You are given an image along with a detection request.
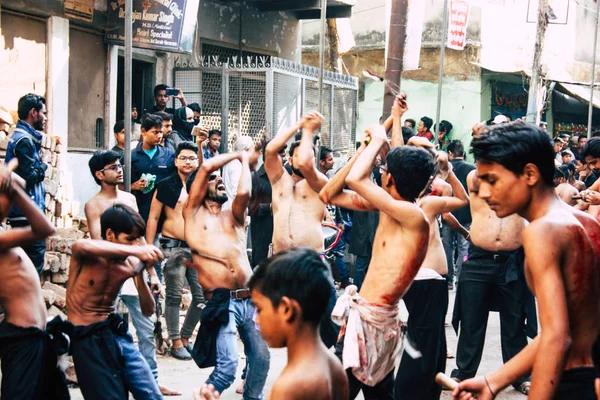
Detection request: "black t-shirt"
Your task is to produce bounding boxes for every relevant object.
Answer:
[450,158,476,225]
[155,173,183,209]
[111,145,124,158]
[149,105,176,116]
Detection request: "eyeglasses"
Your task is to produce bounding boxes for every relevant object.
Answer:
[101,164,123,173]
[177,156,198,162]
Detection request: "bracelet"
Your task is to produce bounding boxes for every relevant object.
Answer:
[484,376,496,397]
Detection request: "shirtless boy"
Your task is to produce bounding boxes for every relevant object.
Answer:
[320,121,434,398]
[196,247,349,400]
[147,141,205,361]
[264,112,340,348]
[67,205,164,399]
[454,122,600,400]
[84,150,178,396]
[183,148,270,398]
[0,160,69,399]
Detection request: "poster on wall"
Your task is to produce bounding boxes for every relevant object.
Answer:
[64,0,94,23]
[105,0,199,53]
[447,0,469,51]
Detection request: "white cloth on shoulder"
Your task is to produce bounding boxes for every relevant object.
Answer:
[331,285,404,386]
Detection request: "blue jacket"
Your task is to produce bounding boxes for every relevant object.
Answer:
[129,142,176,221]
[5,121,47,220]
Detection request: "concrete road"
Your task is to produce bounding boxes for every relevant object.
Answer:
[69,290,527,399]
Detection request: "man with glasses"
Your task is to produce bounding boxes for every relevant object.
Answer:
[146,142,205,361]
[84,150,180,396]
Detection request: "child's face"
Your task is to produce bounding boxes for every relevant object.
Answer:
[106,229,142,246]
[251,289,287,348]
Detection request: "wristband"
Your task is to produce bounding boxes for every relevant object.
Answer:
[484,376,496,397]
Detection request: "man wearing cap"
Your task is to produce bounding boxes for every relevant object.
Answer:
[491,115,508,125]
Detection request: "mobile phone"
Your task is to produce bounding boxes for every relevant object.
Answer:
[166,88,179,96]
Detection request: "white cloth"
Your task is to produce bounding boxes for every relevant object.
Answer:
[121,277,138,296]
[331,285,404,386]
[413,267,445,281]
[222,159,242,210]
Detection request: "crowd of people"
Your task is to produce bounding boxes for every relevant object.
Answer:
[0,88,599,400]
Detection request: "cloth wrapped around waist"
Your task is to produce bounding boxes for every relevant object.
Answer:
[331,285,403,386]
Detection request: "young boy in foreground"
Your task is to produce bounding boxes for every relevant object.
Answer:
[0,159,69,399]
[66,204,165,399]
[196,247,349,400]
[453,122,600,400]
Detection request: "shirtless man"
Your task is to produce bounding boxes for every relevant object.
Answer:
[0,160,69,399]
[454,122,600,400]
[183,148,270,398]
[147,141,204,361]
[320,118,434,398]
[264,112,341,348]
[84,150,178,396]
[395,138,470,400]
[67,204,164,399]
[450,126,533,395]
[554,166,578,206]
[196,248,349,400]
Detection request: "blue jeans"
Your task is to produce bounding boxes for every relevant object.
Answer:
[120,295,158,381]
[114,333,163,399]
[354,255,371,290]
[441,222,470,284]
[333,235,350,282]
[206,298,270,399]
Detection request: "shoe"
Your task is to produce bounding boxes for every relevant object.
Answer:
[185,343,193,353]
[170,346,192,360]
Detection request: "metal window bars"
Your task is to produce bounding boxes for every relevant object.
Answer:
[173,55,359,158]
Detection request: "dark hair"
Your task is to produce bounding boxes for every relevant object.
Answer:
[566,160,577,174]
[386,146,435,202]
[578,134,588,143]
[88,150,122,185]
[319,146,332,161]
[401,126,414,144]
[141,114,163,131]
[558,164,571,180]
[154,84,168,97]
[17,93,45,120]
[580,137,600,159]
[113,120,125,134]
[175,141,199,158]
[405,118,416,129]
[188,103,201,113]
[471,122,555,186]
[438,120,453,134]
[186,168,198,193]
[248,247,333,325]
[154,111,172,121]
[447,139,465,158]
[561,151,572,157]
[208,129,222,138]
[420,116,433,130]
[289,140,301,157]
[100,204,145,239]
[554,167,567,181]
[553,138,564,144]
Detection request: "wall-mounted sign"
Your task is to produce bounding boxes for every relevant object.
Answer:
[64,0,94,23]
[105,0,199,53]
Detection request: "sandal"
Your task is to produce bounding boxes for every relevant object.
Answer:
[516,381,531,395]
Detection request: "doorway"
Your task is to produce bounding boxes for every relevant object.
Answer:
[116,57,155,121]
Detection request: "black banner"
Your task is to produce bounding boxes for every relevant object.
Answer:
[105,0,197,53]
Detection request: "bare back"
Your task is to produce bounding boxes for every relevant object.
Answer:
[161,189,187,240]
[525,204,600,369]
[555,183,578,206]
[185,206,252,291]
[271,173,325,254]
[66,255,137,326]
[360,211,429,304]
[0,248,47,329]
[468,170,524,251]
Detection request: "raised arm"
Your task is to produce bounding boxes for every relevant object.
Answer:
[391,94,408,148]
[0,161,56,250]
[442,213,470,239]
[231,148,259,225]
[319,143,375,211]
[183,152,241,216]
[265,119,302,185]
[346,125,428,227]
[71,240,163,265]
[297,112,329,193]
[146,191,164,244]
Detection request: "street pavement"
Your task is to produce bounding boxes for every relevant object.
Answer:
[69,289,527,399]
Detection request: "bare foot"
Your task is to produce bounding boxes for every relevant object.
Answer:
[235,379,245,394]
[160,384,182,396]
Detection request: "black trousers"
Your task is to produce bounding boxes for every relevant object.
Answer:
[554,367,597,400]
[451,258,529,387]
[395,279,448,400]
[335,335,395,400]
